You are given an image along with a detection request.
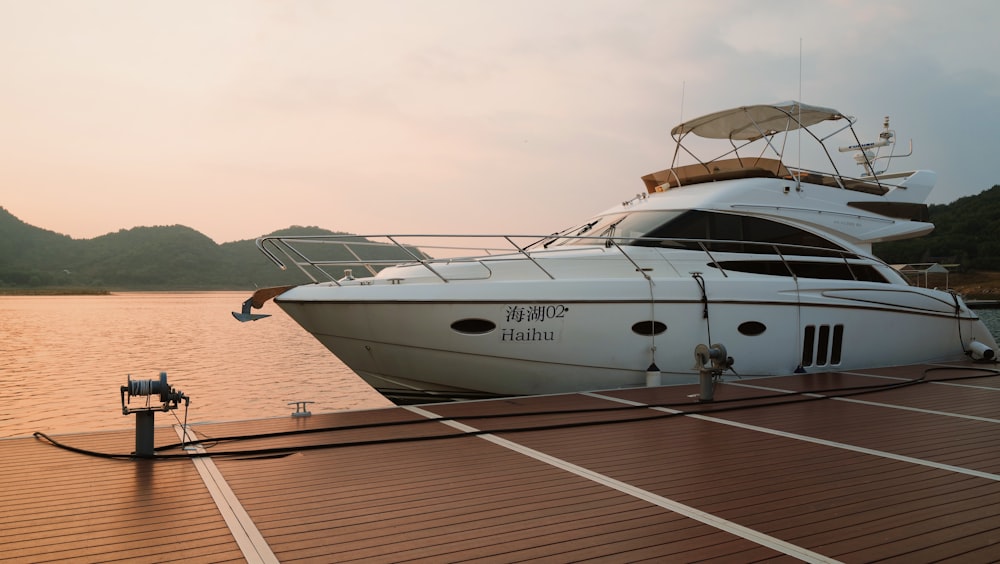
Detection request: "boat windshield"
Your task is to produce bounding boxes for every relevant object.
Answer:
[539,211,684,248]
[538,210,849,256]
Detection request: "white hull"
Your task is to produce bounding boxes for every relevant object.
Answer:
[276,275,995,403]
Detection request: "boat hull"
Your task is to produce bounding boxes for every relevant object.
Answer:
[276,279,996,404]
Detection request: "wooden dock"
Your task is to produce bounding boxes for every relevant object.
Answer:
[3,360,1000,562]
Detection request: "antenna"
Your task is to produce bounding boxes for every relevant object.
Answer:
[797,38,802,181]
[680,80,686,125]
[669,81,686,170]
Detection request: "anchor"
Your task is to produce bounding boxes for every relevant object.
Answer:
[232,285,296,322]
[232,297,270,322]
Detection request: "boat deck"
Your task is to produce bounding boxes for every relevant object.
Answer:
[4,360,1000,562]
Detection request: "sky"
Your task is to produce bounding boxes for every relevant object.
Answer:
[2,0,999,244]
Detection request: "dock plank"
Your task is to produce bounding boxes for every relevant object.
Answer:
[3,359,999,561]
[0,430,245,563]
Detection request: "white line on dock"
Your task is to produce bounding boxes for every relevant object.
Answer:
[173,425,279,564]
[586,392,1000,482]
[403,405,840,564]
[728,380,1000,425]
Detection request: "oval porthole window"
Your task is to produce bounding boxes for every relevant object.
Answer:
[450,318,496,335]
[631,320,667,336]
[738,321,767,336]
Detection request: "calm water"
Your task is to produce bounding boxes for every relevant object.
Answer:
[0,292,391,438]
[2,293,999,439]
[977,307,1000,338]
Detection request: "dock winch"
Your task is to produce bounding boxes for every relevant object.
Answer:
[120,372,189,457]
[693,343,733,402]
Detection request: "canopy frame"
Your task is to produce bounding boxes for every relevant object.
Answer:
[666,101,879,188]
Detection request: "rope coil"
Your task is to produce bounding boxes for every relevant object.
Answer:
[121,372,187,414]
[128,378,159,397]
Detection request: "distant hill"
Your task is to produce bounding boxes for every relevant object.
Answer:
[0,207,405,290]
[873,184,1000,270]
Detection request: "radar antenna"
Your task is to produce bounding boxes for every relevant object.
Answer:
[837,116,913,176]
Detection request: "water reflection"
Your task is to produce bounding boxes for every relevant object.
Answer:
[0,292,391,438]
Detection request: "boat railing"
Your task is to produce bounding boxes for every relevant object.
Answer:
[783,166,892,195]
[257,234,887,286]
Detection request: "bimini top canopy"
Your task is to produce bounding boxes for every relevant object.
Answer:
[670,101,845,141]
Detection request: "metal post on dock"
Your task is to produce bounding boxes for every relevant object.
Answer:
[698,368,715,402]
[134,411,156,456]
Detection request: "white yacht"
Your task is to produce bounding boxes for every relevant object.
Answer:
[242,101,997,404]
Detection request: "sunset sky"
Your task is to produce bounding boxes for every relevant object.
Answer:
[2,0,999,243]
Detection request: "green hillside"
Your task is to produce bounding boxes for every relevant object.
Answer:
[873,184,1000,269]
[0,208,404,290]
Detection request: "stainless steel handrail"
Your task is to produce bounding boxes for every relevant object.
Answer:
[256,233,882,286]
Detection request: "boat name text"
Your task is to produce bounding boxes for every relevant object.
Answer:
[501,328,555,342]
[504,304,568,323]
[500,304,567,343]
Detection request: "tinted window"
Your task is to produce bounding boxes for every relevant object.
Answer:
[637,210,848,256]
[711,260,888,283]
[540,210,848,257]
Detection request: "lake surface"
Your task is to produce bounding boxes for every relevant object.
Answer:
[0,292,391,438]
[976,307,1000,338]
[3,292,999,439]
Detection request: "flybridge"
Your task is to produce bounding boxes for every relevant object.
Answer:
[650,101,920,199]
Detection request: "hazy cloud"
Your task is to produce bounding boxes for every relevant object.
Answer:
[1,0,998,242]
